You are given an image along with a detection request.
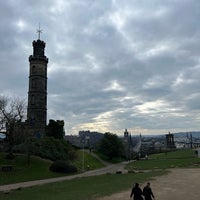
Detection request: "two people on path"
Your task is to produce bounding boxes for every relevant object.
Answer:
[130,182,155,200]
[130,183,143,200]
[143,182,155,200]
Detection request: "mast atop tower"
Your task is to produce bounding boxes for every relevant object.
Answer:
[37,23,42,40]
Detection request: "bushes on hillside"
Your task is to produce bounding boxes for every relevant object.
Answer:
[49,160,77,173]
[14,137,77,161]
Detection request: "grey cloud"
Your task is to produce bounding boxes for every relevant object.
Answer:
[1,0,200,135]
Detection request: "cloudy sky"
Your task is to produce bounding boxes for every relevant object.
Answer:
[0,0,200,136]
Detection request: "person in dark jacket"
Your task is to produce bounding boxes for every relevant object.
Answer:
[130,183,144,200]
[143,182,155,200]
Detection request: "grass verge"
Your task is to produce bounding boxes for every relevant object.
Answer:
[0,170,166,200]
[126,149,200,170]
[72,150,105,171]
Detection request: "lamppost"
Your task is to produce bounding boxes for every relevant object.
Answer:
[82,138,85,172]
[82,136,90,172]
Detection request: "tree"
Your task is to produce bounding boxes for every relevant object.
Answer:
[46,119,65,139]
[0,95,26,157]
[98,132,124,160]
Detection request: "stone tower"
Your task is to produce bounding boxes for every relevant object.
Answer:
[27,30,48,137]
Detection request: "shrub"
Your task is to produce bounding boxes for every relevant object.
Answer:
[49,160,77,173]
[5,153,15,160]
[13,137,77,161]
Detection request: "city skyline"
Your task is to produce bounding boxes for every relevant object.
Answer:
[0,1,200,135]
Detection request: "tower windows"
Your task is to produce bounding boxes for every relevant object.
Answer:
[31,95,35,105]
[32,65,36,74]
[32,78,37,88]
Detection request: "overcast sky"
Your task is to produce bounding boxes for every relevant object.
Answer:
[0,0,200,136]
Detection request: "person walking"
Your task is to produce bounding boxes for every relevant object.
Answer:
[143,182,155,200]
[130,183,144,200]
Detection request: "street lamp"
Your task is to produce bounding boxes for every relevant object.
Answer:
[82,136,90,172]
[82,138,85,172]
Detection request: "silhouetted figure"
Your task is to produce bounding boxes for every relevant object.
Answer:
[130,183,144,200]
[143,182,155,200]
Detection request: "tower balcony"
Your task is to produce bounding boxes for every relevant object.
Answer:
[29,55,48,63]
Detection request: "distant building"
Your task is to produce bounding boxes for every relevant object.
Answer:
[123,129,142,160]
[65,130,104,148]
[123,129,132,160]
[174,132,200,149]
[79,130,104,148]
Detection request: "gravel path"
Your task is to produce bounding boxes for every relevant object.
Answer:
[96,168,200,200]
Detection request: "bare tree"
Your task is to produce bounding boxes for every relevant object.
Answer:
[0,95,26,157]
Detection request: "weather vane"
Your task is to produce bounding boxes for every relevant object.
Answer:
[37,23,42,40]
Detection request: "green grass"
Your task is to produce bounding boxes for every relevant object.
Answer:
[0,151,104,185]
[126,149,200,170]
[94,151,125,163]
[0,154,62,185]
[0,170,166,200]
[1,149,199,200]
[72,150,105,171]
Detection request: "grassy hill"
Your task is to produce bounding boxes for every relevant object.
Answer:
[0,150,104,185]
[0,149,199,200]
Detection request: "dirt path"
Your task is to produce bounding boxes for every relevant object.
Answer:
[96,168,200,200]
